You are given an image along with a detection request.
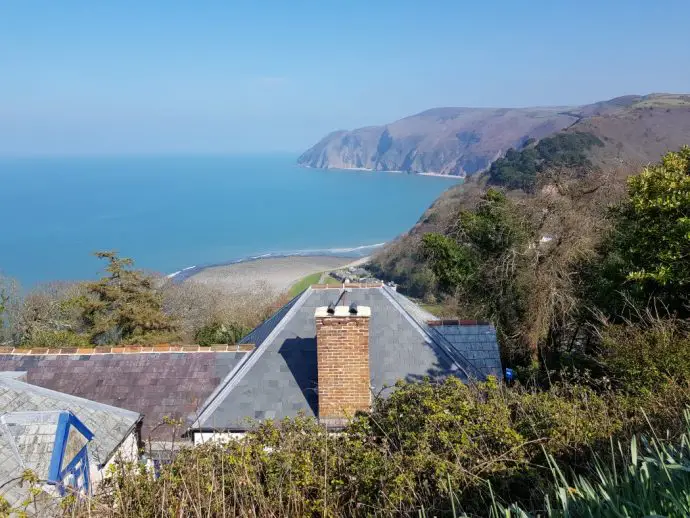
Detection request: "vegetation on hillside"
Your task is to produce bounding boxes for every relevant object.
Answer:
[386,147,689,367]
[0,254,281,348]
[487,132,604,191]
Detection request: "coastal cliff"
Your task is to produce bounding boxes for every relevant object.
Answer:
[297,95,666,176]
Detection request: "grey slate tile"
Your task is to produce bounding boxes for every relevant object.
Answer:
[0,377,140,509]
[196,286,501,431]
[0,351,248,440]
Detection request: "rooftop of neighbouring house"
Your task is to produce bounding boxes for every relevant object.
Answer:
[0,345,253,442]
[0,374,140,510]
[191,284,501,432]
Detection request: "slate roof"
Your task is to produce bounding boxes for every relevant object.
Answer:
[0,376,140,510]
[428,321,501,377]
[0,351,249,441]
[193,285,502,431]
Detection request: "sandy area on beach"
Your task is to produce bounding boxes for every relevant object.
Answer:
[186,256,366,295]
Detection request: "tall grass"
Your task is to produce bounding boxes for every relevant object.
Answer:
[432,409,690,517]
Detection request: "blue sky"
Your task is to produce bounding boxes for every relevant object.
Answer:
[1,0,689,155]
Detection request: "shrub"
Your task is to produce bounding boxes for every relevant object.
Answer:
[23,328,90,348]
[347,377,527,514]
[600,319,690,393]
[510,383,622,458]
[74,377,666,517]
[490,409,690,517]
[595,146,690,318]
[194,321,249,346]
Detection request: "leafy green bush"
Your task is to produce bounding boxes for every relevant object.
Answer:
[22,328,91,348]
[601,319,690,393]
[510,383,622,458]
[348,376,527,513]
[601,146,690,316]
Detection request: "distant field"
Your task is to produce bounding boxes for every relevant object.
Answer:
[288,272,322,297]
[634,95,690,108]
[288,272,348,296]
[420,303,446,317]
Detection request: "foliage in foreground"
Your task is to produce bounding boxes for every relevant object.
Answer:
[58,359,689,518]
[481,409,690,517]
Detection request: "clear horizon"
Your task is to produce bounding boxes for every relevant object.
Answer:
[2,0,689,156]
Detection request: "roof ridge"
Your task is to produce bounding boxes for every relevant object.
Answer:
[428,319,492,326]
[310,282,384,289]
[0,418,24,468]
[193,287,313,429]
[0,344,255,355]
[187,352,251,430]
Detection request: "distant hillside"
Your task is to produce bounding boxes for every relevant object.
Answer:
[485,94,690,189]
[297,95,661,176]
[368,93,690,296]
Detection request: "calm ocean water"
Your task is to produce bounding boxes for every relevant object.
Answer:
[0,154,459,286]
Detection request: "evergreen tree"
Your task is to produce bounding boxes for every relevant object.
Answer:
[79,251,176,344]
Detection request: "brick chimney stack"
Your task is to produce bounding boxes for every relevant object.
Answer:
[314,305,371,425]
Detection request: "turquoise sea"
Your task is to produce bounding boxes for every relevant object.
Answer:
[0,154,459,286]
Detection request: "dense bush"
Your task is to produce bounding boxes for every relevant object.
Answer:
[490,410,690,517]
[597,146,690,317]
[57,368,687,518]
[487,132,604,191]
[194,321,249,346]
[600,319,690,393]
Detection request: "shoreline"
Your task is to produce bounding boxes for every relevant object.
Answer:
[167,243,385,284]
[300,164,464,179]
[183,255,374,296]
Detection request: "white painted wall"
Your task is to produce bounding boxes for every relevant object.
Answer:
[90,431,139,488]
[193,431,245,445]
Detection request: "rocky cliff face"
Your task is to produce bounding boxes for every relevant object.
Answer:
[297,96,651,176]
